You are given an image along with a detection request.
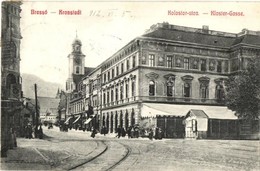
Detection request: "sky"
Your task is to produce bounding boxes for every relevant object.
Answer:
[20,1,260,88]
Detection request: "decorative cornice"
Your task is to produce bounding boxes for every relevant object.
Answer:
[145,72,159,79]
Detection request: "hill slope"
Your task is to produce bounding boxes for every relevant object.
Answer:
[22,73,63,98]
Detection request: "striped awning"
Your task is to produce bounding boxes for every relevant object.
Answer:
[141,103,237,119]
[84,118,92,125]
[64,117,72,124]
[73,116,81,124]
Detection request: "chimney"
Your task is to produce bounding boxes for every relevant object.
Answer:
[202,25,209,34]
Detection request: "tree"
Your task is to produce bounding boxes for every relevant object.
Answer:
[225,56,260,119]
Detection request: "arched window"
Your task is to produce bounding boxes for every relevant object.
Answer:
[216,85,224,100]
[132,81,136,97]
[6,74,16,89]
[120,84,124,100]
[200,84,208,99]
[167,82,174,97]
[115,88,118,102]
[76,66,80,74]
[125,83,128,98]
[149,81,155,96]
[183,83,191,97]
[111,89,114,102]
[107,91,110,104]
[103,93,106,104]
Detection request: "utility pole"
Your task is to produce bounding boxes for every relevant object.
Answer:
[34,84,39,137]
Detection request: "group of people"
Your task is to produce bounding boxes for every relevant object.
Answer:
[24,123,43,139]
[88,125,164,140]
[115,126,141,139]
[148,127,163,140]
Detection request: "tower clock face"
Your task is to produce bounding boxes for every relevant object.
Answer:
[74,57,81,64]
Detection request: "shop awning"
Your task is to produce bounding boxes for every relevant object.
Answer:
[84,118,93,125]
[73,115,81,124]
[64,117,72,124]
[141,103,237,119]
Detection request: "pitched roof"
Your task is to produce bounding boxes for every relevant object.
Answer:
[188,109,208,118]
[142,25,260,48]
[84,67,95,76]
[142,28,236,48]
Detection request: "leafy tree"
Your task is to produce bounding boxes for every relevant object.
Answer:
[225,56,260,119]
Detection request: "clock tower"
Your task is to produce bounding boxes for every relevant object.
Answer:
[66,36,85,92]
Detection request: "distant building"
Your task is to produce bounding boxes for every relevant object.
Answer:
[65,22,260,139]
[38,97,60,124]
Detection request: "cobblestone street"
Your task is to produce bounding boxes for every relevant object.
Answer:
[1,126,259,171]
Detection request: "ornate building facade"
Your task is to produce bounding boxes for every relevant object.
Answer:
[1,1,23,156]
[66,22,260,138]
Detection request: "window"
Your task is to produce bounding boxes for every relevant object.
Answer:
[127,59,130,70]
[201,59,206,71]
[166,83,174,97]
[184,58,189,69]
[107,91,110,103]
[200,84,208,99]
[121,63,124,74]
[108,71,110,81]
[120,85,124,100]
[132,56,136,68]
[209,60,215,71]
[125,83,128,98]
[115,88,118,101]
[167,56,173,68]
[149,81,155,96]
[175,57,182,67]
[183,83,191,97]
[132,81,136,96]
[142,56,146,65]
[104,73,106,82]
[217,61,222,73]
[76,66,80,74]
[116,66,119,76]
[103,93,106,104]
[111,90,114,102]
[216,85,224,100]
[192,59,199,69]
[112,69,115,78]
[149,54,155,66]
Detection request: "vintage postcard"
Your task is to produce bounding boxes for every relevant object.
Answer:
[1,1,260,171]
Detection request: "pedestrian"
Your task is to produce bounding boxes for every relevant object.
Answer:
[158,128,163,140]
[116,126,121,138]
[38,125,43,139]
[130,127,134,138]
[148,128,153,140]
[121,127,126,137]
[134,126,139,138]
[28,123,33,139]
[91,127,96,138]
[155,127,159,140]
[127,126,132,139]
[101,126,107,136]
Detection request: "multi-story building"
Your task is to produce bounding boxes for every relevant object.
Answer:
[1,1,23,156]
[64,37,94,129]
[67,22,260,139]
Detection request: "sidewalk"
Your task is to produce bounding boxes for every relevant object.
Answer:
[0,137,70,170]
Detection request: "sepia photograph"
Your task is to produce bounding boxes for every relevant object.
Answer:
[1,1,260,170]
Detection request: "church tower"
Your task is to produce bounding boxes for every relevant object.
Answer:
[66,35,85,93]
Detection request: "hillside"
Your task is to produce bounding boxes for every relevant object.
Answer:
[22,73,63,98]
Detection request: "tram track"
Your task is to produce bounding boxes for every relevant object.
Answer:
[68,140,132,171]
